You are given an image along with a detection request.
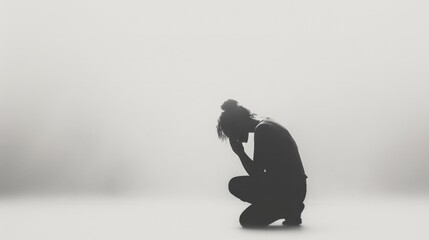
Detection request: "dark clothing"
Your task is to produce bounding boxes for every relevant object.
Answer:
[229,175,306,227]
[229,175,306,205]
[229,118,307,227]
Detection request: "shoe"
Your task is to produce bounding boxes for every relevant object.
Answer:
[282,203,304,226]
[282,217,302,226]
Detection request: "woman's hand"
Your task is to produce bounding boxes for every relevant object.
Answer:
[229,139,245,157]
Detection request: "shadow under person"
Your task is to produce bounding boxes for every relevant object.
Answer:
[217,99,307,228]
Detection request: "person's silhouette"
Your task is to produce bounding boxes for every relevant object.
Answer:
[217,99,307,227]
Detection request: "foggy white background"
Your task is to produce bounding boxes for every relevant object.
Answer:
[1,0,429,199]
[2,1,429,240]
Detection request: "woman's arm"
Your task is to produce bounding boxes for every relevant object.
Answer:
[229,124,273,177]
[230,140,256,176]
[252,124,273,177]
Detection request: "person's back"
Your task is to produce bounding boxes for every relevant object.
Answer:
[256,118,307,183]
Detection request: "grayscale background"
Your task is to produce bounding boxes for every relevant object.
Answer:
[1,0,428,239]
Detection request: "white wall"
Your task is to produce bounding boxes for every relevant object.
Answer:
[1,0,428,197]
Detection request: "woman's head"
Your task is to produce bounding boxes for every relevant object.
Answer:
[216,99,256,142]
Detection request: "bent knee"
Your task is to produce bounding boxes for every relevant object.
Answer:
[228,177,239,194]
[228,176,249,194]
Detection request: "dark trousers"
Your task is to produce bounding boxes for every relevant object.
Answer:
[229,175,306,227]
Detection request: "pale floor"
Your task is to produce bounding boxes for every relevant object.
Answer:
[0,194,428,240]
